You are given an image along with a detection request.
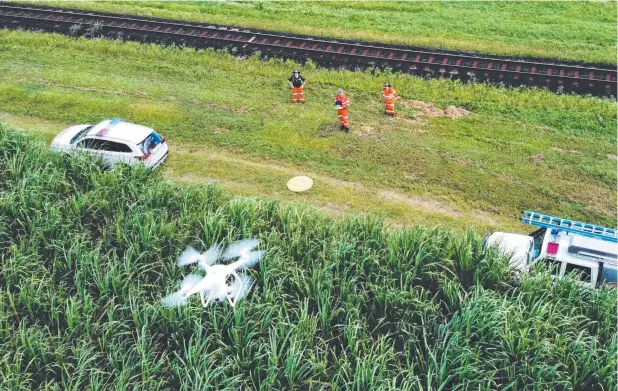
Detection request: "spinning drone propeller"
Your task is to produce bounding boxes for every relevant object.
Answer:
[161,239,263,308]
[176,243,222,270]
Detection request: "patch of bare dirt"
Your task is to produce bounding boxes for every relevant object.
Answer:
[379,190,461,218]
[608,154,617,160]
[404,100,445,117]
[444,106,471,118]
[403,100,471,119]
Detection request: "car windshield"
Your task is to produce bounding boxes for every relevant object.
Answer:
[70,126,94,144]
[140,132,162,154]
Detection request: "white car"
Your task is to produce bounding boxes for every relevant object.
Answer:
[50,118,168,169]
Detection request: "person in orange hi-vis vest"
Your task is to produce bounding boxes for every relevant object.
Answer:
[288,69,306,103]
[381,83,398,116]
[335,88,350,133]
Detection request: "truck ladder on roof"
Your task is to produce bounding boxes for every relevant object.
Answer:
[521,211,617,243]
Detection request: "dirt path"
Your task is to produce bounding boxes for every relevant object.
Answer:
[171,143,503,228]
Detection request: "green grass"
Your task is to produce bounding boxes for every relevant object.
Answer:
[1,123,616,390]
[0,123,618,391]
[0,30,616,233]
[17,0,618,64]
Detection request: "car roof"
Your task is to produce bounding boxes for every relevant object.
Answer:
[86,118,153,144]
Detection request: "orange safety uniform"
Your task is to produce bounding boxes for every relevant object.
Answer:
[381,86,397,115]
[335,93,350,131]
[289,74,306,103]
[292,86,305,103]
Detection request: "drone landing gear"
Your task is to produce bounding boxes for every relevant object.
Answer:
[226,271,244,307]
[198,272,245,308]
[200,290,214,308]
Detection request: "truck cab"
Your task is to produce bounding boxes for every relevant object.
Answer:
[485,211,617,288]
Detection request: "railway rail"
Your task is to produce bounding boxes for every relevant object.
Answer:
[1,2,616,98]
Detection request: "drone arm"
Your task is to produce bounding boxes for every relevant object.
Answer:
[229,250,264,270]
[198,244,222,270]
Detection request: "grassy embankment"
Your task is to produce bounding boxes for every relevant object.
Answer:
[0,123,616,390]
[0,30,616,232]
[21,0,618,64]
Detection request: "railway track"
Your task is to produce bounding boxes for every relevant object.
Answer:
[1,2,616,98]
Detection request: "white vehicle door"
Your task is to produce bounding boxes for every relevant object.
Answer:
[77,137,106,160]
[77,138,133,166]
[100,140,135,165]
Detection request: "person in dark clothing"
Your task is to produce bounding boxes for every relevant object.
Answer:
[288,69,306,103]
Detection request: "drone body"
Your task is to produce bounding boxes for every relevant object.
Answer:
[161,239,263,308]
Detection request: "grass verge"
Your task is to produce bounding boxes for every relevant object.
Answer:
[0,30,616,232]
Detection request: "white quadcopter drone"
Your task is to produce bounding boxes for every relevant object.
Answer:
[161,239,263,308]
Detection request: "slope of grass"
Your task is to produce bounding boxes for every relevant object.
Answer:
[18,0,618,64]
[0,30,615,232]
[0,123,616,390]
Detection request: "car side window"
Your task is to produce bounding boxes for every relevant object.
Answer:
[105,141,133,153]
[564,263,592,283]
[78,139,132,153]
[78,138,105,150]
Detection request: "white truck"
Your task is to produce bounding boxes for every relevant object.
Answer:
[484,211,617,288]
